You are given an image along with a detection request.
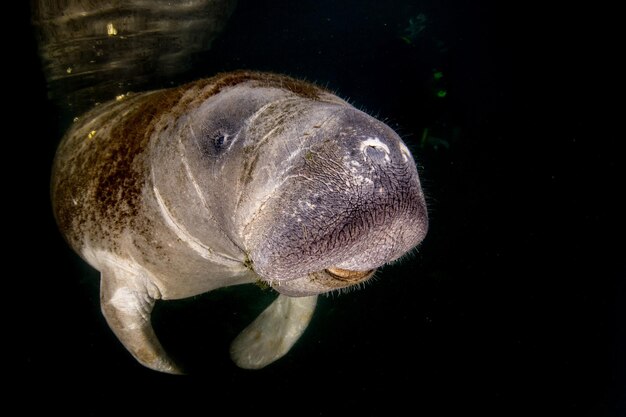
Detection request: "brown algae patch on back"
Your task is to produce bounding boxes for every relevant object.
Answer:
[52,88,186,247]
[182,71,328,109]
[94,89,186,221]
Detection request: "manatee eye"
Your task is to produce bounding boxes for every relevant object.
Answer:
[211,132,229,153]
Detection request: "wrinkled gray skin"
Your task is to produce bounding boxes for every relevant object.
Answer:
[51,71,428,373]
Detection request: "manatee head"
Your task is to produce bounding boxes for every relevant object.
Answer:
[232,96,428,296]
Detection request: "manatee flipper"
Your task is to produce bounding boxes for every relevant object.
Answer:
[99,262,182,374]
[230,294,318,369]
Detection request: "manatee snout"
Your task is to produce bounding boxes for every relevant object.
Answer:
[246,108,428,295]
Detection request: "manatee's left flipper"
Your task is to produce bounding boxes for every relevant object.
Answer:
[99,262,182,374]
[230,294,318,369]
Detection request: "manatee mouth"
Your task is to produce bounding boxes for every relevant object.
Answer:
[259,267,376,297]
[325,267,374,283]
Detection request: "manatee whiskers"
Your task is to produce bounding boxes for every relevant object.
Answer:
[325,271,380,297]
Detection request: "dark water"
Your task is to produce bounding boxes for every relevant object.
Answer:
[13,0,623,415]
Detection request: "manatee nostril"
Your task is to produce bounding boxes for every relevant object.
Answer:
[365,145,387,161]
[359,137,390,163]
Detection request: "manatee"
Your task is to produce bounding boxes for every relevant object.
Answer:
[51,71,428,373]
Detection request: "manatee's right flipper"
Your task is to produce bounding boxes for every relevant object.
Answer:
[230,294,317,369]
[99,263,182,374]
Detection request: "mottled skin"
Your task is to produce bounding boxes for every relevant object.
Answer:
[51,71,428,373]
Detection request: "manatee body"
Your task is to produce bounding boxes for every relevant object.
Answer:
[51,71,428,373]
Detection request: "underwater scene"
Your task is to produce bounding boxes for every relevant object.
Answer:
[15,0,623,415]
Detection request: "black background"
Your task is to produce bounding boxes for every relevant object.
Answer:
[12,0,623,415]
